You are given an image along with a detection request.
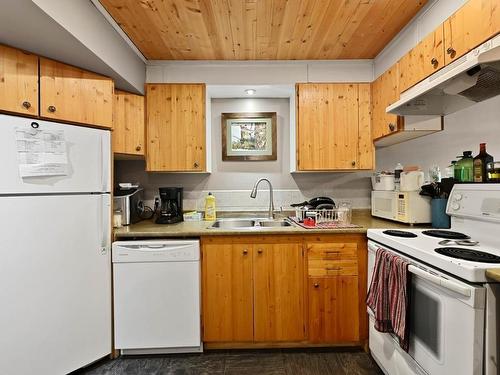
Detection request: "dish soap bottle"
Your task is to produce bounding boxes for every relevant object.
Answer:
[473,143,493,182]
[204,192,216,221]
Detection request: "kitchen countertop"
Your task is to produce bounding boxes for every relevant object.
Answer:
[486,269,500,282]
[114,210,428,239]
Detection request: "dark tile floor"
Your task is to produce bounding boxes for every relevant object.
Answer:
[76,348,382,375]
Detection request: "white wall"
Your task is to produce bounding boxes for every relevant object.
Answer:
[115,98,372,210]
[147,60,374,84]
[376,96,500,175]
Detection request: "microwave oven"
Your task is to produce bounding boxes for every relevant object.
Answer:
[371,190,431,224]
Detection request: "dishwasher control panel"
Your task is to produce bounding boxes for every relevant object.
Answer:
[112,240,200,263]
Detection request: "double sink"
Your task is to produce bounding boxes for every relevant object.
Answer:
[210,218,292,229]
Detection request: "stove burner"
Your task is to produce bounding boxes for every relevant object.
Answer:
[422,230,470,240]
[383,230,418,238]
[435,247,500,263]
[438,239,479,246]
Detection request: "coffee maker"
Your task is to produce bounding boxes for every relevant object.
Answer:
[155,187,183,224]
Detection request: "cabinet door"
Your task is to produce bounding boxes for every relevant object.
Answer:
[0,45,38,116]
[357,83,374,170]
[146,84,206,172]
[297,83,361,170]
[399,26,445,93]
[371,65,402,140]
[253,243,305,342]
[113,90,145,156]
[444,0,500,64]
[308,277,359,343]
[202,243,253,342]
[40,58,113,128]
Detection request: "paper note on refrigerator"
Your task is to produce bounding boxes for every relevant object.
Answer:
[15,127,69,177]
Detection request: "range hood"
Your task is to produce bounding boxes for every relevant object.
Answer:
[388,33,500,116]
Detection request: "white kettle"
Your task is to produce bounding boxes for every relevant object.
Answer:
[400,171,425,191]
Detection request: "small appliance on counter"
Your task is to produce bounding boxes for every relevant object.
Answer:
[113,187,145,226]
[156,187,183,224]
[400,170,425,192]
[371,172,395,191]
[371,191,431,224]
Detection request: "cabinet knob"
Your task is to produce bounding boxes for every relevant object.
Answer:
[194,162,199,168]
[314,283,320,288]
[351,161,356,167]
[388,123,396,131]
[257,248,263,254]
[431,58,439,68]
[47,105,56,113]
[135,145,142,152]
[22,101,31,109]
[446,47,456,57]
[242,249,248,255]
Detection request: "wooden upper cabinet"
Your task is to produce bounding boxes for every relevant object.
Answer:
[113,90,145,156]
[0,45,38,116]
[399,25,445,93]
[253,243,305,342]
[444,0,500,64]
[146,83,206,172]
[202,243,254,342]
[297,83,373,171]
[39,58,113,128]
[371,65,402,140]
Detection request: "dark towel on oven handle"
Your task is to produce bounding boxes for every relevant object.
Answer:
[366,248,411,352]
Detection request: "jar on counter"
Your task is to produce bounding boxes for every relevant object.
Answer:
[113,209,123,228]
[487,162,500,182]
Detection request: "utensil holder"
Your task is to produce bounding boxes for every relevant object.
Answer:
[431,198,450,229]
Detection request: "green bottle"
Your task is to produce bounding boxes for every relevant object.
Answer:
[456,151,474,182]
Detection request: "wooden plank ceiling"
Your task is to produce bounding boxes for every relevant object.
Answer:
[99,0,427,60]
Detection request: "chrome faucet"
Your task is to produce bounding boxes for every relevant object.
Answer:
[250,178,275,219]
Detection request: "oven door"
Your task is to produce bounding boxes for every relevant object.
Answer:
[367,241,486,375]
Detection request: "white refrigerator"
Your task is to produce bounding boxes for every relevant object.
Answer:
[0,114,112,375]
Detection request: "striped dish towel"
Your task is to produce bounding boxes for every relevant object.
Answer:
[366,248,411,352]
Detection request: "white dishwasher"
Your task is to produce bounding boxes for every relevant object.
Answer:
[112,240,202,354]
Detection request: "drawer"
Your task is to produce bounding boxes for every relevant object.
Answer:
[307,243,357,260]
[308,259,358,277]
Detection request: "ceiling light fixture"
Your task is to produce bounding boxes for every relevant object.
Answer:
[245,89,256,95]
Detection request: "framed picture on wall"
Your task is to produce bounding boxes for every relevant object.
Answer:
[221,112,277,161]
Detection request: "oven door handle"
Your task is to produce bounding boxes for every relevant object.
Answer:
[408,265,471,297]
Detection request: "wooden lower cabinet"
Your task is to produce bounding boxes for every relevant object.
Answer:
[201,234,367,348]
[253,243,305,342]
[202,243,254,342]
[308,276,359,343]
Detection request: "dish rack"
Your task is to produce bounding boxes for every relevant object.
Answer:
[294,204,352,225]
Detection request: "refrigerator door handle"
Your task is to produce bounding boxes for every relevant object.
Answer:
[100,134,110,192]
[98,194,111,255]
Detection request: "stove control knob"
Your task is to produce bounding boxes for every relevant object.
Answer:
[451,202,460,210]
[454,193,463,201]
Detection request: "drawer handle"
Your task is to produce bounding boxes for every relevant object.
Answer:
[313,283,320,288]
[431,58,439,68]
[325,250,340,254]
[48,105,56,113]
[388,123,395,131]
[257,248,263,254]
[326,266,341,271]
[446,47,456,57]
[242,249,248,255]
[22,101,31,109]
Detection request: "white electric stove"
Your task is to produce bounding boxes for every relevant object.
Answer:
[367,183,500,375]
